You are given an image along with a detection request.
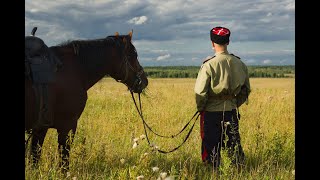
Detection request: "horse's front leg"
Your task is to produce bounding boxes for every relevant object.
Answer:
[30,128,48,167]
[57,127,76,172]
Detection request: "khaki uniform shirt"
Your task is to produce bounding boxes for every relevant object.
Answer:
[194,50,250,112]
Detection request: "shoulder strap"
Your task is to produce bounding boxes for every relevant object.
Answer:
[230,53,241,59]
[202,55,215,64]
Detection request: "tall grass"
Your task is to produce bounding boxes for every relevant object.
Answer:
[25,78,295,179]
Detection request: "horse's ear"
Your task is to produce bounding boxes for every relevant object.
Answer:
[128,30,133,40]
[115,32,119,37]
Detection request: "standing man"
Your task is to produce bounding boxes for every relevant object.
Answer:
[194,26,251,168]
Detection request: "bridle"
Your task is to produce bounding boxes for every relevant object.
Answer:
[116,55,144,93]
[115,40,144,93]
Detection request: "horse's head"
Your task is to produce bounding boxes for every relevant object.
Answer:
[112,31,148,93]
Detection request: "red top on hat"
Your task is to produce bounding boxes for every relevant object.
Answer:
[212,27,230,36]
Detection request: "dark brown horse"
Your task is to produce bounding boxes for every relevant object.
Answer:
[25,31,148,170]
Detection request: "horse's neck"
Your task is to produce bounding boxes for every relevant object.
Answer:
[51,43,120,91]
[77,49,116,90]
[85,69,110,90]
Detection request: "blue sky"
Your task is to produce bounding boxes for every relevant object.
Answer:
[25,0,295,66]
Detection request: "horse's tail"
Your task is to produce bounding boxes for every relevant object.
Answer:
[25,130,33,154]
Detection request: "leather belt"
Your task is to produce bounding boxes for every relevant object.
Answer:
[213,95,235,100]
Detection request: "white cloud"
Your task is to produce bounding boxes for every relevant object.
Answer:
[156,54,171,61]
[192,57,200,61]
[246,59,257,64]
[25,0,295,66]
[263,59,273,64]
[30,9,39,13]
[150,49,168,53]
[285,1,295,11]
[128,16,148,25]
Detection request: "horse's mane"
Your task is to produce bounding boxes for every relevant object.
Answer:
[52,35,137,56]
[50,35,137,81]
[54,36,120,49]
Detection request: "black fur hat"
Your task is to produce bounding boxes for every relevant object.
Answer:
[210,26,231,45]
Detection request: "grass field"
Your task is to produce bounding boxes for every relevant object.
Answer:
[25,77,295,180]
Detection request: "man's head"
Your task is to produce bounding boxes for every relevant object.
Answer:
[210,26,230,45]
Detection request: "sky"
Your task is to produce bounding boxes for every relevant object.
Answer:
[25,0,295,67]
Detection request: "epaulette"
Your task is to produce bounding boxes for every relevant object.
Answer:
[202,56,215,64]
[230,53,241,59]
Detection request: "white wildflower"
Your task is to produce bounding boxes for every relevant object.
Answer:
[149,143,159,151]
[140,134,146,140]
[143,152,149,157]
[152,166,159,172]
[137,175,144,180]
[120,158,125,164]
[160,172,167,179]
[134,137,140,142]
[224,121,231,127]
[165,176,175,180]
[66,172,71,178]
[292,170,295,176]
[133,142,138,149]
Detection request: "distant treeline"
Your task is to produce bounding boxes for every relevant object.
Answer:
[141,65,295,78]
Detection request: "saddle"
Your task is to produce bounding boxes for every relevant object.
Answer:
[25,27,63,128]
[25,27,62,83]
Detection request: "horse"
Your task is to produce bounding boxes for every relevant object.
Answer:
[25,31,148,171]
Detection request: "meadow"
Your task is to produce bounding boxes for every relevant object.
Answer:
[25,77,295,180]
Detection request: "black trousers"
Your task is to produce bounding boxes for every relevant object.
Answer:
[200,109,245,168]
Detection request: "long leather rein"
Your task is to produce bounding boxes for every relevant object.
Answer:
[130,91,200,154]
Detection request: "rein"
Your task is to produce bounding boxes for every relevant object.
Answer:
[130,91,200,154]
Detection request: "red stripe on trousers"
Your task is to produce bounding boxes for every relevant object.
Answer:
[200,111,208,161]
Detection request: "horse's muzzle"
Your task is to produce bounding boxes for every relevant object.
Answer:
[130,75,148,93]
